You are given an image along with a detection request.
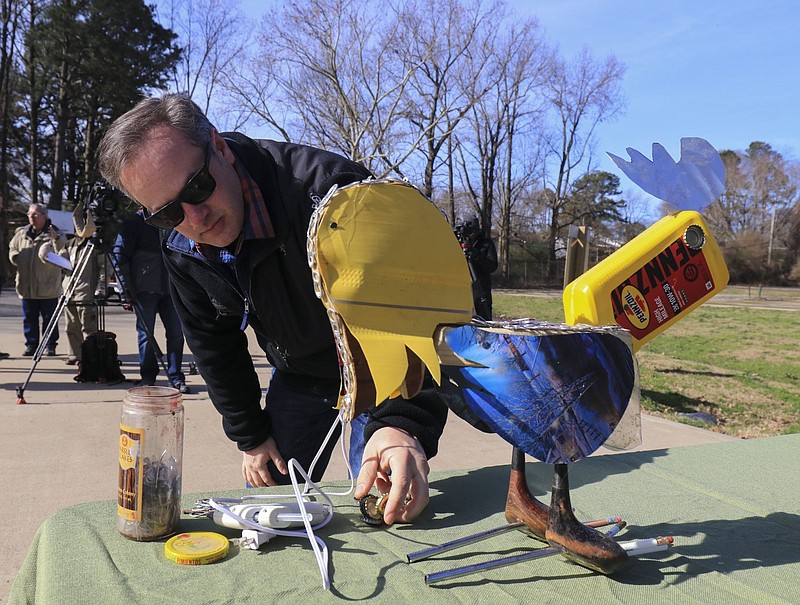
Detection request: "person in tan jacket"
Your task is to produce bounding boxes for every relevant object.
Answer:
[8,203,66,356]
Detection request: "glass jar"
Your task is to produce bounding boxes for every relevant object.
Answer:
[118,386,184,541]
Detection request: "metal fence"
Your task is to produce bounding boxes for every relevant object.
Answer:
[495,257,567,289]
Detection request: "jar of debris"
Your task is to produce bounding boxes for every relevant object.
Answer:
[118,386,184,541]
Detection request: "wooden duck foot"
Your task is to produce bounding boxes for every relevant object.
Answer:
[504,447,550,539]
[505,448,621,542]
[545,462,629,574]
[407,448,622,565]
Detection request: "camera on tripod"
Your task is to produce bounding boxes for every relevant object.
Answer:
[454,217,480,247]
[72,180,125,302]
[83,180,123,227]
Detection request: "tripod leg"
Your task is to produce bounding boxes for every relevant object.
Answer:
[16,242,96,404]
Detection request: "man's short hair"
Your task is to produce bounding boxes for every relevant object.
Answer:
[97,93,215,197]
[27,203,48,216]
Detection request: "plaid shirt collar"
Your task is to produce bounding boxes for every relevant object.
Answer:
[196,153,274,263]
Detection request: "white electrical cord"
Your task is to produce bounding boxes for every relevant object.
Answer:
[204,409,356,590]
[303,410,356,497]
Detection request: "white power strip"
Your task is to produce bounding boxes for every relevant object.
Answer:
[213,501,330,530]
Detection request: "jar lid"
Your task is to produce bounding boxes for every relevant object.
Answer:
[165,532,230,565]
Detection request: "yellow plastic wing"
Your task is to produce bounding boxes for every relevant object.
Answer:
[309,179,473,418]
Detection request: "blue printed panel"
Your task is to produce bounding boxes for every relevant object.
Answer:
[442,326,635,464]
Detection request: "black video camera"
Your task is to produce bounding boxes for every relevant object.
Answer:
[84,180,123,225]
[454,218,480,246]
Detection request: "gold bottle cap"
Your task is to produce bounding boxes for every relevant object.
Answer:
[683,225,706,250]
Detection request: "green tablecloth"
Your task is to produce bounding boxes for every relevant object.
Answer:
[10,435,800,604]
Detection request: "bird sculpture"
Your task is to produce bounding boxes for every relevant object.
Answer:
[308,178,640,573]
[307,137,728,579]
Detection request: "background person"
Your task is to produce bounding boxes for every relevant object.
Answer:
[459,216,498,320]
[0,261,8,359]
[8,203,66,356]
[0,191,6,359]
[97,93,450,525]
[113,209,189,392]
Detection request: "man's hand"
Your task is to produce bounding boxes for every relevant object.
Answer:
[354,427,430,525]
[242,437,288,487]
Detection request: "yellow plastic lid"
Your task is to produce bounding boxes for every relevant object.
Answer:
[164,532,230,565]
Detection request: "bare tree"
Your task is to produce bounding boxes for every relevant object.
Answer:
[615,189,652,239]
[221,0,553,244]
[707,143,799,282]
[393,0,502,199]
[156,0,248,121]
[19,0,47,205]
[226,0,432,173]
[46,0,91,210]
[456,16,551,277]
[711,143,796,237]
[493,22,551,279]
[539,47,625,264]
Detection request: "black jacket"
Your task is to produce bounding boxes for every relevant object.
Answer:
[465,235,498,320]
[162,134,449,456]
[113,211,170,300]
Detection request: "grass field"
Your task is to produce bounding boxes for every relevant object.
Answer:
[492,287,800,439]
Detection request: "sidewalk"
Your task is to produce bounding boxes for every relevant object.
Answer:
[0,288,737,601]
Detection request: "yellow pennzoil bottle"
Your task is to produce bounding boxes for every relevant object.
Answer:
[563,211,729,351]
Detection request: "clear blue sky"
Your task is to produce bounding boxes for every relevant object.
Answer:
[518,0,799,179]
[232,0,797,208]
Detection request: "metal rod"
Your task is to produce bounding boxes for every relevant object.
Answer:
[407,522,524,563]
[423,534,673,585]
[408,516,621,564]
[425,545,563,585]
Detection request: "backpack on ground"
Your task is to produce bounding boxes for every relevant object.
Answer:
[75,331,125,384]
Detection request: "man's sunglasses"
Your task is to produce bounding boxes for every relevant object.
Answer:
[143,143,216,230]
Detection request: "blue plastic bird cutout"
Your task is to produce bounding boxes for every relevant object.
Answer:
[607,137,725,212]
[439,321,635,464]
